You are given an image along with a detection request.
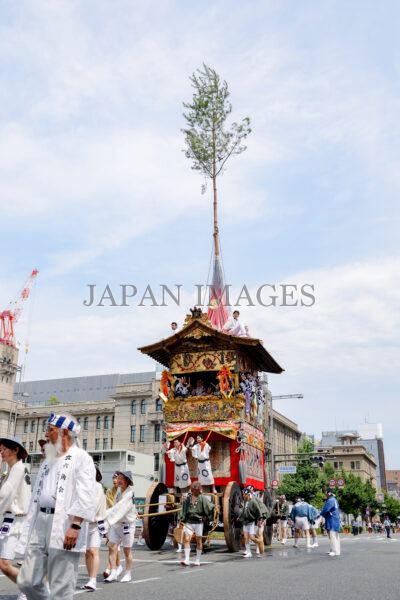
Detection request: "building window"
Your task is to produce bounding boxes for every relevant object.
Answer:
[77,417,81,425]
[130,426,136,443]
[42,420,47,432]
[29,441,34,452]
[154,452,160,471]
[24,421,28,433]
[83,439,87,450]
[84,417,89,430]
[95,439,100,450]
[31,420,36,433]
[356,461,360,469]
[334,462,338,469]
[339,462,343,468]
[111,416,114,429]
[104,416,109,430]
[140,425,145,442]
[350,461,355,469]
[110,438,113,449]
[154,424,161,442]
[96,416,101,429]
[103,438,108,450]
[131,400,137,415]
[156,398,162,411]
[141,399,146,414]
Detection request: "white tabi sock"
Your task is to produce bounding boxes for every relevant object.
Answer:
[178,543,183,550]
[294,539,298,547]
[245,544,251,553]
[256,547,260,554]
[196,549,202,561]
[184,548,190,562]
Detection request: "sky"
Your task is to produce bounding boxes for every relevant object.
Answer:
[1,1,399,466]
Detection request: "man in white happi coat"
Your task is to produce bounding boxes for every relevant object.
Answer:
[0,436,31,600]
[16,412,96,600]
[222,310,246,337]
[190,435,216,493]
[167,439,191,491]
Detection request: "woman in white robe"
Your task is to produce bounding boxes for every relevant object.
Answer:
[0,436,31,597]
[104,471,136,583]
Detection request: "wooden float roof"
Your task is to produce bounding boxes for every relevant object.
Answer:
[138,312,284,374]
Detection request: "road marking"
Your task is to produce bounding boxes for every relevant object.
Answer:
[132,558,214,564]
[179,568,204,575]
[74,588,102,595]
[127,577,161,584]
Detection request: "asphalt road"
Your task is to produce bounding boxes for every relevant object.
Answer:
[1,533,399,600]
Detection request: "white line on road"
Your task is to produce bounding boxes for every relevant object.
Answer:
[179,568,204,575]
[74,588,102,595]
[127,577,161,584]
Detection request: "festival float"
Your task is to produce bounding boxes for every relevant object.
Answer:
[138,307,283,551]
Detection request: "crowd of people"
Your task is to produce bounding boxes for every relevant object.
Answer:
[0,413,143,599]
[0,412,395,598]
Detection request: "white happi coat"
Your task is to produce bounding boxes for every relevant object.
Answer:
[167,446,191,488]
[15,444,96,554]
[88,482,107,534]
[191,442,214,485]
[0,460,31,535]
[105,486,136,528]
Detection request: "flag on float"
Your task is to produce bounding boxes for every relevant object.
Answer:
[207,254,230,330]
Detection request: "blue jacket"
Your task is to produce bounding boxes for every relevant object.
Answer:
[320,496,341,531]
[308,504,319,522]
[289,501,311,520]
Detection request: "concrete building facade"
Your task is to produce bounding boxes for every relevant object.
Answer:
[320,434,377,487]
[320,424,385,489]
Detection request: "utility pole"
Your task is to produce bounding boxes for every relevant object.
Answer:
[270,394,304,481]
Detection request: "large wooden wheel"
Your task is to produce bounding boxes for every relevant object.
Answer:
[223,481,243,552]
[142,482,171,550]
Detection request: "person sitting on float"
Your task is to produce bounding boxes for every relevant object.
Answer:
[194,380,205,396]
[222,310,246,337]
[175,377,190,399]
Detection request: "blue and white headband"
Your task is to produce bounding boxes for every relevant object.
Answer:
[47,413,81,435]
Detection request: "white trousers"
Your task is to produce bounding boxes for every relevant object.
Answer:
[18,512,80,600]
[329,530,341,555]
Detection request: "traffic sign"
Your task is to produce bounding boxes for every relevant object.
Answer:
[278,466,297,474]
[337,478,345,487]
[329,478,336,487]
[271,479,279,488]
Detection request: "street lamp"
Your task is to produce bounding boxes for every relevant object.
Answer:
[269,393,304,480]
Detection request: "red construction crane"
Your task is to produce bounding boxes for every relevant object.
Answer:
[0,269,39,346]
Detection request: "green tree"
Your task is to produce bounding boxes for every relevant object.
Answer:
[335,470,366,516]
[182,64,251,256]
[382,494,400,521]
[278,439,321,504]
[47,396,60,406]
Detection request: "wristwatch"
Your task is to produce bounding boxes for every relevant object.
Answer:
[71,523,81,530]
